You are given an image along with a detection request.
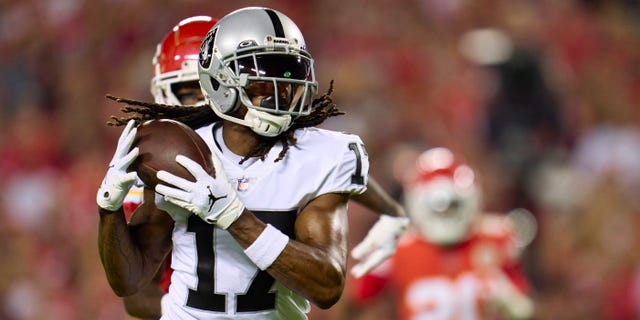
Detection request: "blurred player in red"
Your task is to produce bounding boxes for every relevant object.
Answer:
[120,15,218,319]
[118,13,408,320]
[353,147,535,320]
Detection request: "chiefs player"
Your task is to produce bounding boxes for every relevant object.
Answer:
[353,147,534,320]
[121,15,218,319]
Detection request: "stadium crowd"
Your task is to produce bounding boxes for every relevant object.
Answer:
[0,0,639,319]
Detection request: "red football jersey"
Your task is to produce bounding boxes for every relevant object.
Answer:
[355,214,530,320]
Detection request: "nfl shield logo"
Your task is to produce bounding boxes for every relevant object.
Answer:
[237,178,250,191]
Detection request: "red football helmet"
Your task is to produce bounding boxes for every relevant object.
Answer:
[403,147,481,245]
[151,16,217,105]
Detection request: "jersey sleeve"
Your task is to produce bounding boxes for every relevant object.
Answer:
[352,259,392,304]
[317,134,369,196]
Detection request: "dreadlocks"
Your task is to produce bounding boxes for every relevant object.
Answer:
[106,81,344,164]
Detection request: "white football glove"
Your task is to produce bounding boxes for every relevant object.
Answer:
[350,215,410,278]
[483,271,534,319]
[155,154,244,229]
[96,120,139,211]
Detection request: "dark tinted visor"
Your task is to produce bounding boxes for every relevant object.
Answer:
[232,55,312,81]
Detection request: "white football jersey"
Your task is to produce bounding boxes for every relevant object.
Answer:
[161,123,369,320]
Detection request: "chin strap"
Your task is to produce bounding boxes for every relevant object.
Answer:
[211,104,292,137]
[245,108,292,137]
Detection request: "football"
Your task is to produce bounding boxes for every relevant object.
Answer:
[128,119,214,188]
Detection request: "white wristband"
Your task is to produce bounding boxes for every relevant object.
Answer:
[244,224,289,270]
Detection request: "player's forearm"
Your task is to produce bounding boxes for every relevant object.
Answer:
[98,207,149,296]
[228,210,346,309]
[352,176,406,217]
[123,255,166,318]
[123,286,163,318]
[268,240,346,309]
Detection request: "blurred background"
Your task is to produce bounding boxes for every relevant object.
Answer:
[1,0,640,319]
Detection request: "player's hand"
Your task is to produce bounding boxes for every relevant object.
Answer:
[350,215,410,278]
[155,154,244,229]
[96,120,139,211]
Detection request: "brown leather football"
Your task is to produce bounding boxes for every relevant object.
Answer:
[128,119,214,188]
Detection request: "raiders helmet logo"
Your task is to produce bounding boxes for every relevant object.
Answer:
[199,28,217,69]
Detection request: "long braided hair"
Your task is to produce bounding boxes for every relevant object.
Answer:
[106,81,343,164]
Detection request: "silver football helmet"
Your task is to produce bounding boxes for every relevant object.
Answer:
[198,7,318,137]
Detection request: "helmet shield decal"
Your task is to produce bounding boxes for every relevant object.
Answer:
[199,28,217,69]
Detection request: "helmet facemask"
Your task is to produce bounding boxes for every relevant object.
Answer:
[403,148,481,246]
[405,177,481,246]
[151,60,205,106]
[232,46,316,115]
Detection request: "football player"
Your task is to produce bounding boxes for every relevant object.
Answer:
[353,147,535,320]
[99,7,407,320]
